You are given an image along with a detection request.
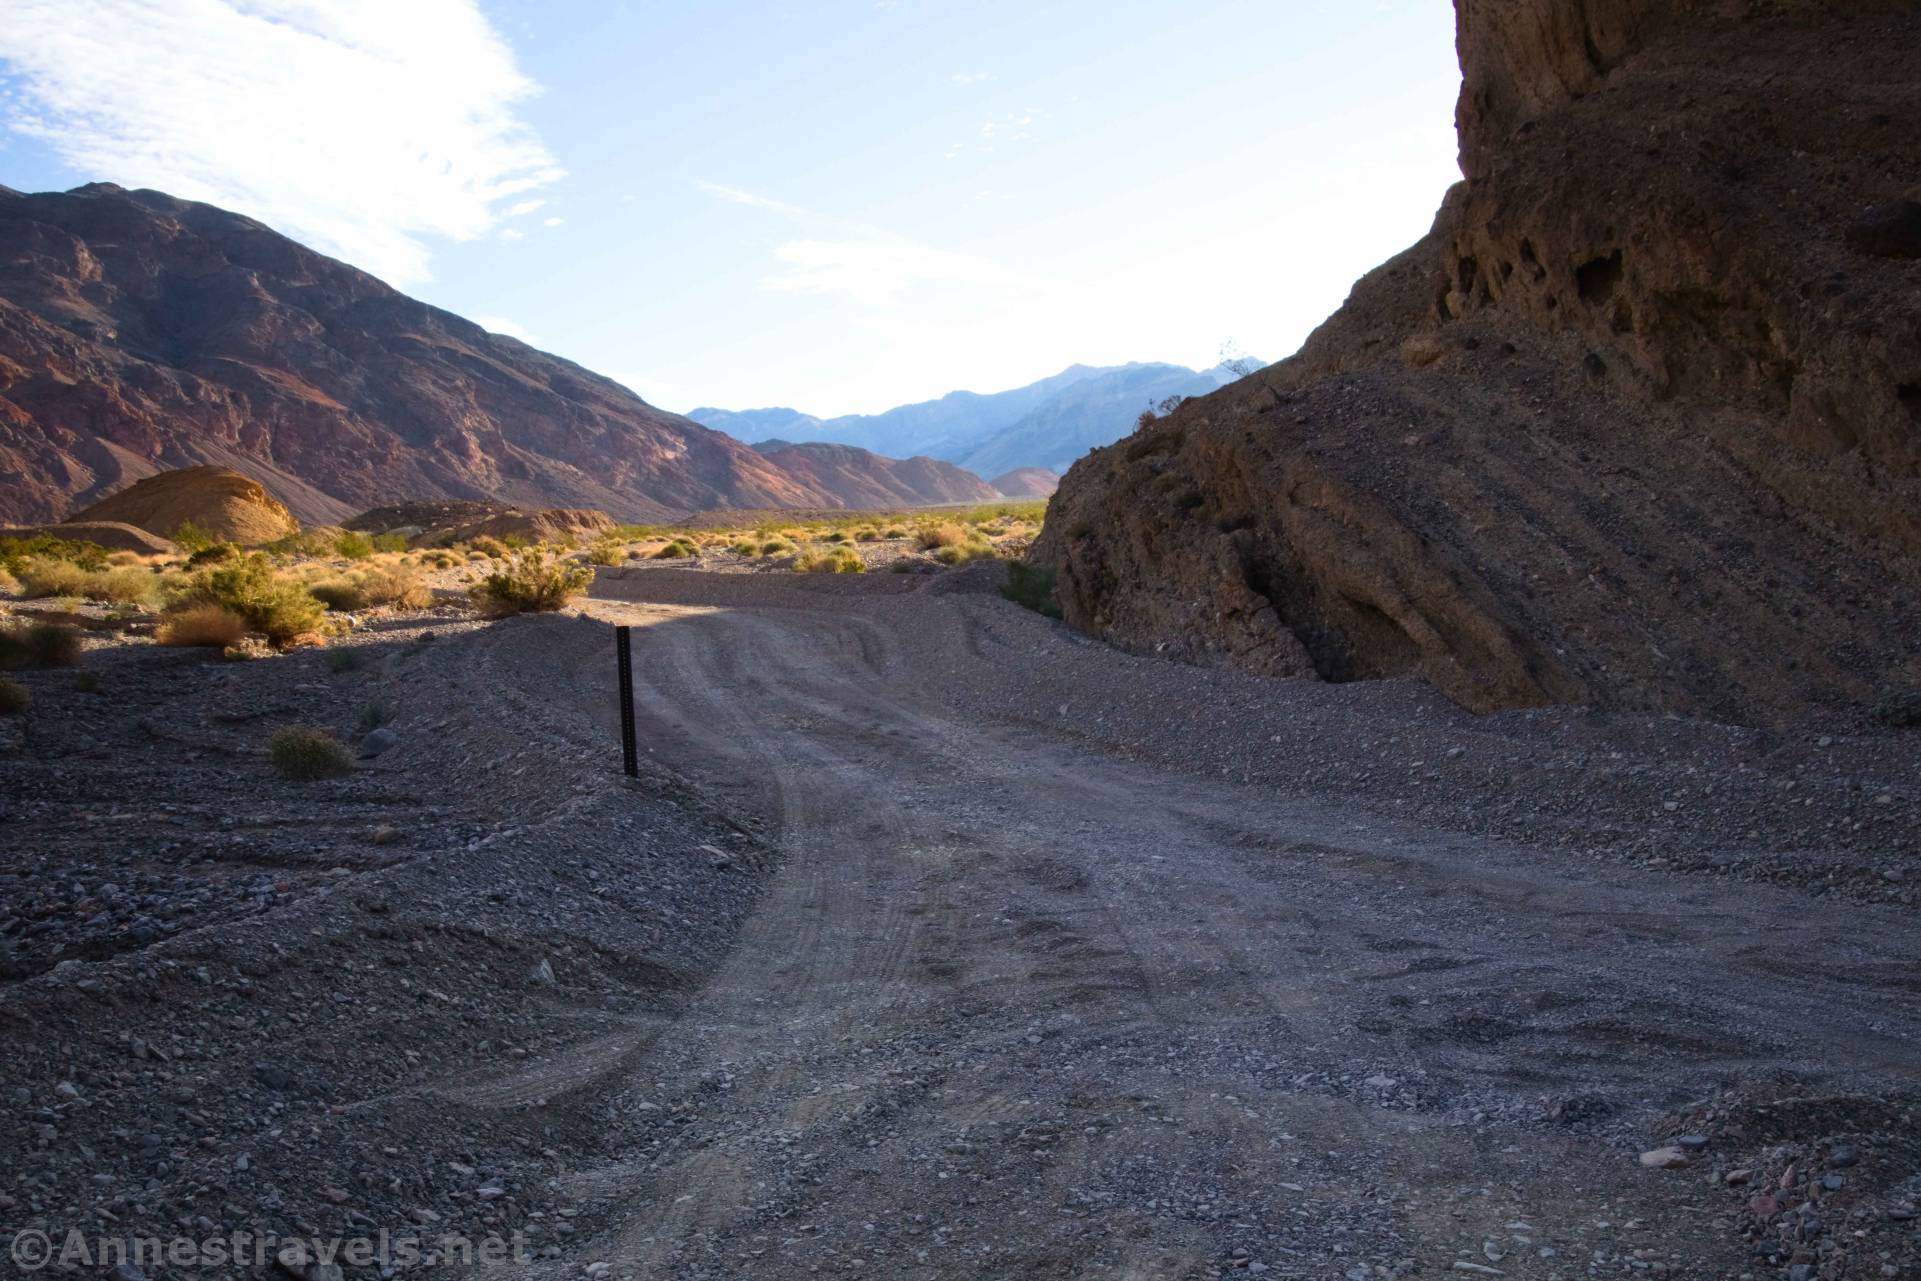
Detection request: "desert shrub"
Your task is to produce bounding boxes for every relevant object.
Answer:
[854,527,880,542]
[371,532,409,554]
[105,550,143,567]
[470,549,593,614]
[730,539,759,555]
[322,648,363,673]
[932,539,997,566]
[17,557,92,598]
[0,567,18,597]
[881,526,909,539]
[1002,561,1063,618]
[0,678,27,715]
[335,531,374,560]
[0,622,83,669]
[915,523,967,550]
[759,539,790,556]
[357,698,392,733]
[186,542,240,567]
[269,726,353,780]
[0,534,108,576]
[169,520,215,554]
[587,540,624,566]
[653,540,695,559]
[794,546,866,574]
[822,530,849,544]
[1873,689,1921,728]
[264,528,336,557]
[309,578,368,612]
[81,567,160,607]
[155,603,249,648]
[185,554,326,647]
[357,565,432,609]
[422,550,459,569]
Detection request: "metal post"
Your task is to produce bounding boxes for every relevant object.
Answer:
[615,624,638,777]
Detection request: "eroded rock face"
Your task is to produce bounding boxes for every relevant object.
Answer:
[0,184,842,526]
[70,465,297,544]
[1038,0,1921,722]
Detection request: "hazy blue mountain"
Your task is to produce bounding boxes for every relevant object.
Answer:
[689,357,1264,478]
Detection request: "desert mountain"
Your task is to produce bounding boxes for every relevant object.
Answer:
[1036,0,1921,725]
[68,464,296,544]
[689,358,1261,477]
[988,467,1059,499]
[747,440,998,508]
[0,183,914,526]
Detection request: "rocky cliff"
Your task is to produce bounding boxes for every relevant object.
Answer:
[0,184,847,526]
[1036,0,1921,723]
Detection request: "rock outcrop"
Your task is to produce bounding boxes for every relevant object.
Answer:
[1037,0,1921,723]
[69,465,296,544]
[0,520,174,555]
[0,184,849,526]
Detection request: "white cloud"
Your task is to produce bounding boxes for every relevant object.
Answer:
[542,216,564,227]
[950,71,992,85]
[762,238,1022,310]
[472,314,537,342]
[0,0,562,285]
[505,198,548,217]
[498,228,524,241]
[693,179,812,219]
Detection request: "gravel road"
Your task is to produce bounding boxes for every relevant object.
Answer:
[481,568,1920,1279]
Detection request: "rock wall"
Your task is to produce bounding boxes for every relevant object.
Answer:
[1037,0,1921,722]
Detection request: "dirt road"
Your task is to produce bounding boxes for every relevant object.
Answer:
[461,568,1921,1279]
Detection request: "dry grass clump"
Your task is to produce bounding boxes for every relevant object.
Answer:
[915,523,968,551]
[587,540,624,566]
[881,526,910,539]
[0,567,19,597]
[794,546,867,574]
[17,557,92,598]
[759,539,791,556]
[156,603,250,648]
[0,621,83,669]
[0,677,27,715]
[309,578,367,612]
[932,537,998,566]
[471,549,594,614]
[731,539,759,555]
[106,550,145,567]
[470,535,510,559]
[269,726,353,780]
[356,564,431,609]
[653,539,697,559]
[80,566,160,607]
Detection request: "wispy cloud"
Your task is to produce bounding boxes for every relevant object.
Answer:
[0,0,562,286]
[505,198,548,217]
[950,71,993,85]
[693,179,813,220]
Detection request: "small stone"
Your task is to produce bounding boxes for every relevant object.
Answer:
[1748,1192,1780,1219]
[370,824,400,846]
[359,727,399,758]
[1725,1168,1754,1185]
[1639,1146,1689,1169]
[53,1080,80,1101]
[1828,1144,1859,1168]
[1675,1134,1709,1151]
[1821,1172,1845,1191]
[1364,1074,1397,1089]
[1450,1265,1504,1277]
[528,958,556,986]
[320,1186,349,1204]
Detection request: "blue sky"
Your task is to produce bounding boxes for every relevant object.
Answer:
[0,0,1461,417]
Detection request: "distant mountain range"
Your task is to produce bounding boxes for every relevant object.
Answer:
[688,358,1262,482]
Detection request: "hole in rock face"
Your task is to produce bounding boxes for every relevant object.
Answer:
[1576,251,1624,305]
[1900,383,1921,425]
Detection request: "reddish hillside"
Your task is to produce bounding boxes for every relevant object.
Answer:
[0,183,841,526]
[749,441,998,508]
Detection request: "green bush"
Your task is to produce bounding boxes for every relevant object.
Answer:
[80,567,159,607]
[470,549,594,614]
[587,540,624,566]
[0,535,108,575]
[309,578,368,612]
[371,532,409,554]
[1002,561,1063,618]
[269,726,353,780]
[794,546,866,574]
[653,540,695,559]
[335,531,375,560]
[16,557,93,598]
[0,622,83,670]
[0,678,27,715]
[168,520,215,554]
[183,554,326,646]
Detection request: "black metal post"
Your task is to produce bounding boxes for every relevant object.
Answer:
[615,624,638,777]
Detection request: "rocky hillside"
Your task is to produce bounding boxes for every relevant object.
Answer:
[989,467,1059,498]
[1037,0,1921,724]
[0,184,849,526]
[69,465,296,544]
[747,440,998,508]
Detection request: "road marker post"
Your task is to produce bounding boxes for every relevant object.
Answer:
[616,624,638,777]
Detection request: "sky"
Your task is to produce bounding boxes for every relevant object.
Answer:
[0,0,1463,417]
